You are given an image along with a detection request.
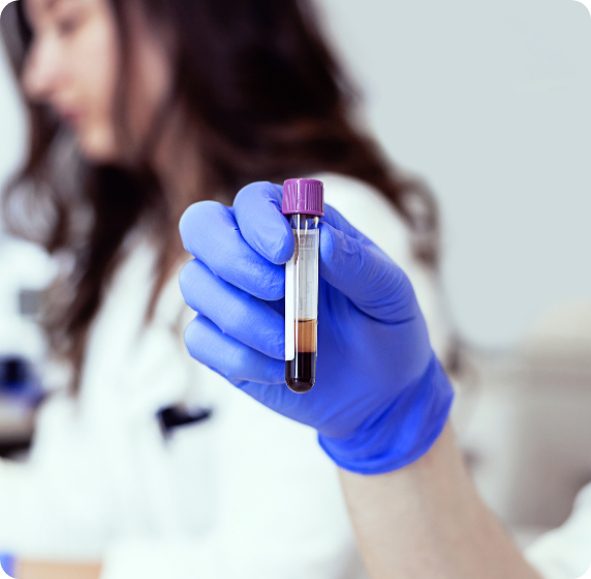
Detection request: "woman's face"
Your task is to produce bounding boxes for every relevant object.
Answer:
[22,0,171,163]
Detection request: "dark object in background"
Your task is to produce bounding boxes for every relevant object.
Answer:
[2,356,31,392]
[0,355,44,457]
[157,405,213,439]
[0,355,43,403]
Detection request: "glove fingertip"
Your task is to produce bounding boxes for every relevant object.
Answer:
[319,220,346,284]
[234,182,294,264]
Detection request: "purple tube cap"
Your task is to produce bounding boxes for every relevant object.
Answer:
[282,178,324,217]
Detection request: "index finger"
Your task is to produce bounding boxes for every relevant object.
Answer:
[233,182,370,266]
[179,200,285,301]
[233,182,295,265]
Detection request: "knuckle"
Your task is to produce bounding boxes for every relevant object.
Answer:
[256,263,283,299]
[178,260,202,311]
[270,234,291,265]
[218,298,249,337]
[179,200,225,254]
[265,326,284,360]
[219,342,250,382]
[183,319,203,360]
[179,202,201,242]
[178,260,193,295]
[320,223,336,263]
[234,181,274,207]
[234,183,254,208]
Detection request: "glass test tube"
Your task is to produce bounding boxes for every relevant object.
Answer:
[282,178,324,393]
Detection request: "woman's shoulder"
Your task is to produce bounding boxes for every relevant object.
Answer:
[312,172,406,223]
[104,232,187,328]
[310,171,411,263]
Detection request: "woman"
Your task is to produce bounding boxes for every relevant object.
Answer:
[179,179,591,578]
[0,0,453,577]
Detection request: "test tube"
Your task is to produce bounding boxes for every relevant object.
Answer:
[282,178,324,393]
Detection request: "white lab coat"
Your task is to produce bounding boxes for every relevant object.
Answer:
[0,173,451,579]
[526,484,591,578]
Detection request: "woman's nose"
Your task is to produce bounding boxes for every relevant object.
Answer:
[22,40,63,103]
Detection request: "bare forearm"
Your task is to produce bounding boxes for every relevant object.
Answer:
[16,560,102,579]
[339,423,541,579]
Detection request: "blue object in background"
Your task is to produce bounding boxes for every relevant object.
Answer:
[0,355,43,407]
[0,552,15,577]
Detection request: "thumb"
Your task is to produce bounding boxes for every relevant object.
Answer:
[319,221,418,323]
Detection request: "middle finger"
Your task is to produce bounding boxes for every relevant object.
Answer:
[180,258,285,360]
[180,200,285,301]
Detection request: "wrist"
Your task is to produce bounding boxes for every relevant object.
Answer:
[317,355,454,475]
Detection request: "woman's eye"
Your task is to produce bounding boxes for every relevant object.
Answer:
[56,14,83,37]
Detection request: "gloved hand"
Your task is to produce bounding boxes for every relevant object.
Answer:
[179,182,454,474]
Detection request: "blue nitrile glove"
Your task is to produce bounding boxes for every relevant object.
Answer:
[0,552,15,578]
[179,182,454,474]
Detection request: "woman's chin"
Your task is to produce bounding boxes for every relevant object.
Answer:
[77,131,119,164]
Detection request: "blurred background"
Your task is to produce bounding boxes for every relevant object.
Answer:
[1,0,590,550]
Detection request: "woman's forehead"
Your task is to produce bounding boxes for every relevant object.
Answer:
[26,0,61,16]
[25,0,81,23]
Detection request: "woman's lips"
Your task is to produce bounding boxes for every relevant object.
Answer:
[58,109,83,127]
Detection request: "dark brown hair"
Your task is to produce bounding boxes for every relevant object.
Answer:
[1,0,444,387]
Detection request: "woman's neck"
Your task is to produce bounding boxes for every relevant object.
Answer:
[152,105,203,202]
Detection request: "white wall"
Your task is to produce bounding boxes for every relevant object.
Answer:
[317,0,591,348]
[1,0,590,349]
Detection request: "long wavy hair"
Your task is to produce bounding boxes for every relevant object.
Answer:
[1,0,445,389]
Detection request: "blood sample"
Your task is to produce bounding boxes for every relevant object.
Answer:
[282,178,324,393]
